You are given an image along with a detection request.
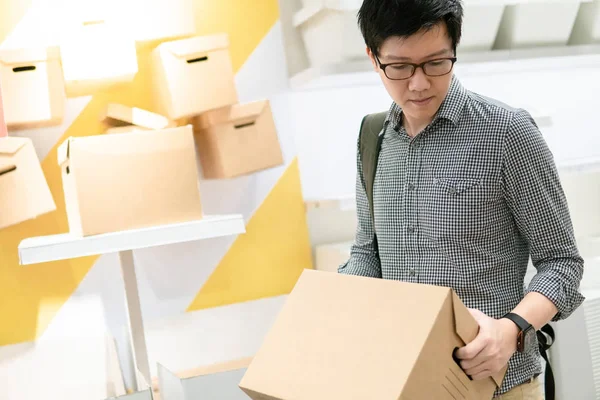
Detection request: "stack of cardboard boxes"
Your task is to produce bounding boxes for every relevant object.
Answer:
[0,28,284,236]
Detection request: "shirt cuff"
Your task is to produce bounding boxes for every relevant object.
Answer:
[526,271,585,321]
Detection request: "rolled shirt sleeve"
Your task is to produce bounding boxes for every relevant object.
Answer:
[502,109,585,321]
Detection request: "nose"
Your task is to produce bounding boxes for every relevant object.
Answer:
[408,67,431,92]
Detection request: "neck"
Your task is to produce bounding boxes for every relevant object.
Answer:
[403,116,432,138]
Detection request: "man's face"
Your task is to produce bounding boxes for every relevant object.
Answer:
[368,23,455,127]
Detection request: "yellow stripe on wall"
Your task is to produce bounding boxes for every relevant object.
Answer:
[188,159,314,311]
[0,0,281,346]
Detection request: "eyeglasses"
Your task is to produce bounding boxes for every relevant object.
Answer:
[375,55,457,80]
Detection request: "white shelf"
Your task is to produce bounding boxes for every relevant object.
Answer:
[289,44,600,91]
[18,214,246,265]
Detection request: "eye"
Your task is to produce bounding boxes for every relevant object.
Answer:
[390,64,412,71]
[428,60,445,66]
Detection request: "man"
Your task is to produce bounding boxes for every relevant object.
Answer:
[338,0,585,398]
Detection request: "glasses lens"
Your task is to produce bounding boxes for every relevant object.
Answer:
[385,64,415,80]
[423,59,453,76]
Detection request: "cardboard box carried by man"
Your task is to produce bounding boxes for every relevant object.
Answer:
[239,269,507,400]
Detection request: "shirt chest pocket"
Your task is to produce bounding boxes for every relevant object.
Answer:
[420,176,503,241]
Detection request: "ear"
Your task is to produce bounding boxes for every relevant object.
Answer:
[366,47,378,72]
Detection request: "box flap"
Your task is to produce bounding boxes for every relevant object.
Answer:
[195,100,268,130]
[0,47,58,65]
[0,137,29,155]
[57,138,72,166]
[101,103,172,130]
[452,292,507,388]
[165,34,229,60]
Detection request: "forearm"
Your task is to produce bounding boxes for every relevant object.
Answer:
[510,292,558,330]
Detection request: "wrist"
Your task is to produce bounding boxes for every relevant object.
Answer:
[499,317,520,352]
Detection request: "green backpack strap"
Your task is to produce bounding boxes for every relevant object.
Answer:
[359,111,388,221]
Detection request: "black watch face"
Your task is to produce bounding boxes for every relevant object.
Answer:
[523,328,536,351]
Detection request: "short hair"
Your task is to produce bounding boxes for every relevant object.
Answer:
[357,0,464,57]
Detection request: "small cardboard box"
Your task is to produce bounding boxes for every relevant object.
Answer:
[125,0,196,42]
[155,358,251,400]
[0,137,56,230]
[57,125,203,236]
[239,269,507,400]
[100,103,173,131]
[151,34,238,120]
[193,100,284,179]
[60,20,138,97]
[0,47,65,129]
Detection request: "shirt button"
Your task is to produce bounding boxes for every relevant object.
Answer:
[409,269,416,277]
[408,226,416,234]
[408,183,415,191]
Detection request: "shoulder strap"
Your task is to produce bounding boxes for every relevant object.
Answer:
[537,324,555,400]
[359,111,387,221]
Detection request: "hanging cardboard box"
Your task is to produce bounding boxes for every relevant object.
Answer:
[60,20,138,97]
[193,100,284,179]
[151,34,238,120]
[0,47,65,129]
[57,125,203,237]
[0,137,56,230]
[125,0,196,42]
[100,103,173,132]
[239,269,507,400]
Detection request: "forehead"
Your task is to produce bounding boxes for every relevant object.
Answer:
[379,23,452,61]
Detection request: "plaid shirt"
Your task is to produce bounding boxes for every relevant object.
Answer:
[339,75,585,396]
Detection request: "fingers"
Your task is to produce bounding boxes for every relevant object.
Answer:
[455,333,486,361]
[470,370,493,381]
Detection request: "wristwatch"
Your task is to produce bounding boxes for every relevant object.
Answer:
[503,312,536,353]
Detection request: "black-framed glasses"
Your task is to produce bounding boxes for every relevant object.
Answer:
[375,55,457,80]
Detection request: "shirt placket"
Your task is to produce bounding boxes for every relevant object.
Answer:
[403,131,423,283]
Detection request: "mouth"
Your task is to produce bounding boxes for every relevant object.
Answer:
[410,97,433,106]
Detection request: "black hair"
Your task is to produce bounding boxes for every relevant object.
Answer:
[357,0,464,57]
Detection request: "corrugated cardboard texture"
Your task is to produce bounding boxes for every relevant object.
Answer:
[240,269,506,400]
[0,47,65,129]
[152,34,238,120]
[193,100,283,179]
[0,137,56,229]
[58,125,203,236]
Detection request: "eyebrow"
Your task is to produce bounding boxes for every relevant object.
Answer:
[383,49,452,62]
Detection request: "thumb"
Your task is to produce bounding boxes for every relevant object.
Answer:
[468,308,486,322]
[455,331,486,360]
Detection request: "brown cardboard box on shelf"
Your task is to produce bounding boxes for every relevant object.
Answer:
[101,103,174,133]
[60,20,138,97]
[57,125,203,237]
[0,137,56,230]
[192,100,284,179]
[0,47,65,129]
[239,269,507,400]
[151,34,238,120]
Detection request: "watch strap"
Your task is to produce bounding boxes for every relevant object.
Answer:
[503,312,532,332]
